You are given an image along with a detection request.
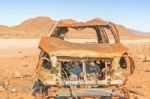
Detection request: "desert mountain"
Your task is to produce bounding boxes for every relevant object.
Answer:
[0,16,149,39]
[0,25,9,31]
[116,25,150,39]
[12,17,56,34]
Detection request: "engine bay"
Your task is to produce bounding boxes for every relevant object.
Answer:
[40,55,124,87]
[60,59,112,81]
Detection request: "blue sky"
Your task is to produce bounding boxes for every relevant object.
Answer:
[0,0,150,32]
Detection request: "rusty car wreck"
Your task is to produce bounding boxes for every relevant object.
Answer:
[34,19,135,99]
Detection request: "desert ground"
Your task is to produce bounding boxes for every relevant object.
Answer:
[0,39,39,99]
[0,39,150,99]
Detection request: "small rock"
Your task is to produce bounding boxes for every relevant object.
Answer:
[23,75,33,81]
[3,79,9,86]
[14,71,22,78]
[23,64,29,67]
[145,70,150,72]
[142,85,147,89]
[24,55,28,58]
[17,51,22,53]
[0,86,6,92]
[138,54,145,59]
[11,88,16,93]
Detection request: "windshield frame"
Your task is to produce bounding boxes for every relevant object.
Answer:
[50,25,119,44]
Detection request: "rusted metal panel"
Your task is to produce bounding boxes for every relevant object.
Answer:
[39,37,128,58]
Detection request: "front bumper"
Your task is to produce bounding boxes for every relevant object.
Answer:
[48,87,124,97]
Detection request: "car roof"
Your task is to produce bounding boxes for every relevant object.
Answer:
[57,19,109,27]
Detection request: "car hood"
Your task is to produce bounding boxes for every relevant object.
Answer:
[39,37,128,58]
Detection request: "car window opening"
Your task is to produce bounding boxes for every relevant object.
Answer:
[51,26,116,44]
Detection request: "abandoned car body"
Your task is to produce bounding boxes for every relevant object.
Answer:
[35,19,134,98]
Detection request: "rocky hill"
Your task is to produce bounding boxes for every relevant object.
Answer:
[0,16,149,39]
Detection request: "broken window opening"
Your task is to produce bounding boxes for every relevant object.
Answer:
[51,26,116,44]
